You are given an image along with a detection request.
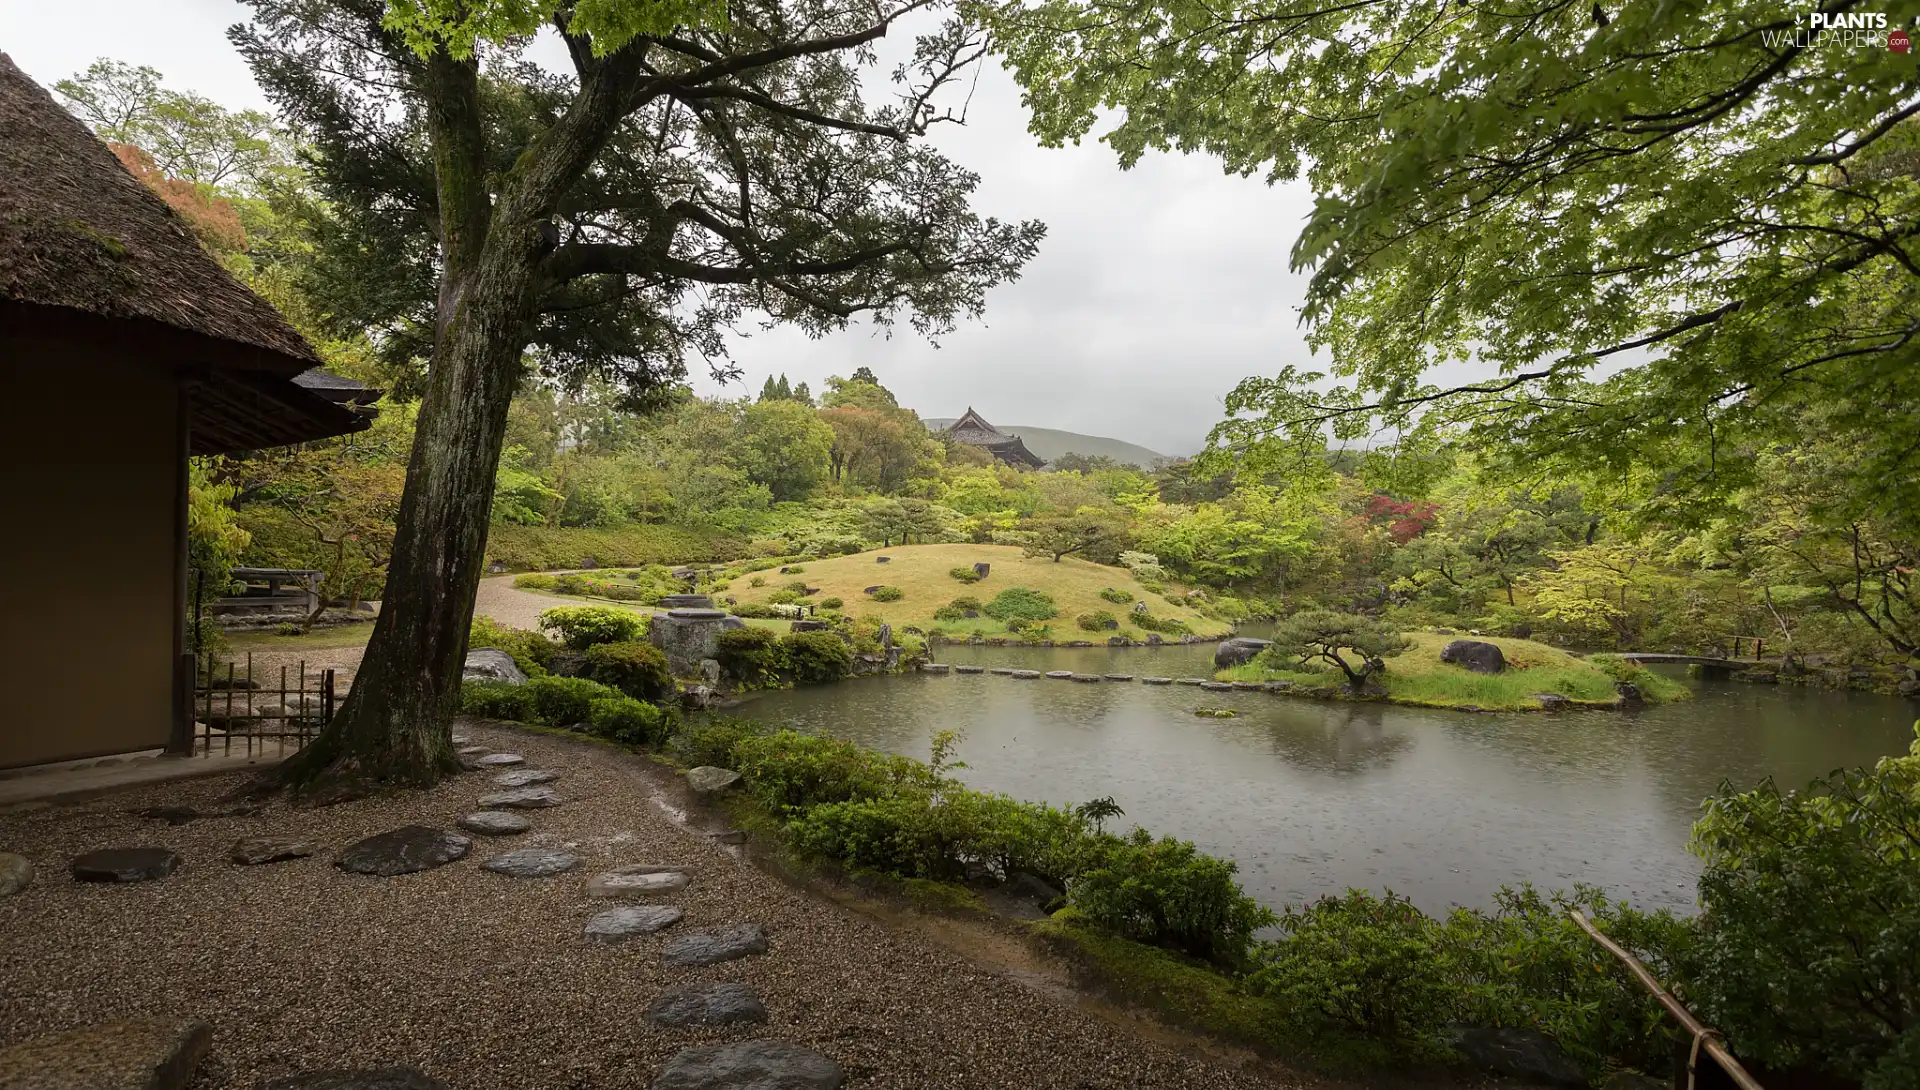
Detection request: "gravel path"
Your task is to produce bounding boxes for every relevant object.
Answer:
[0,725,1306,1090]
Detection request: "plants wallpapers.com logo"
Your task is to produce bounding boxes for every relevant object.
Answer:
[1762,10,1912,51]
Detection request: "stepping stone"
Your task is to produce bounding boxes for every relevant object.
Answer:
[71,847,181,883]
[1200,681,1234,691]
[476,752,525,767]
[229,837,315,866]
[1103,674,1134,681]
[686,767,740,795]
[952,664,985,674]
[1071,674,1102,683]
[335,826,470,877]
[1141,677,1173,685]
[137,805,200,826]
[1230,681,1264,691]
[1175,677,1206,685]
[1009,669,1040,679]
[589,864,692,898]
[652,1040,841,1090]
[451,734,470,745]
[457,746,490,756]
[477,786,562,809]
[262,1068,450,1090]
[492,768,560,788]
[0,1019,211,1090]
[0,852,32,896]
[457,811,532,836]
[987,667,1014,675]
[482,847,579,878]
[1044,671,1073,680]
[646,982,768,1027]
[662,922,768,967]
[585,904,685,944]
[919,663,950,674]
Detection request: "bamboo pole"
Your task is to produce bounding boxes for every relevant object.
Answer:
[1568,910,1766,1090]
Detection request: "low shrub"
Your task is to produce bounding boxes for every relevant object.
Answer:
[819,597,843,610]
[671,715,770,767]
[949,566,983,583]
[779,631,854,685]
[1070,829,1277,965]
[458,679,535,721]
[983,587,1058,622]
[716,627,784,686]
[584,640,674,701]
[785,564,806,574]
[468,616,559,677]
[1130,611,1191,635]
[870,585,904,602]
[1250,890,1452,1045]
[734,603,777,619]
[513,572,558,590]
[586,695,675,747]
[1099,587,1133,605]
[731,729,932,815]
[750,575,767,587]
[1077,611,1119,632]
[767,588,805,606]
[784,580,812,595]
[538,605,645,649]
[525,675,619,726]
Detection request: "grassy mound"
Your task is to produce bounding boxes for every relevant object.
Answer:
[1221,631,1690,710]
[724,544,1231,640]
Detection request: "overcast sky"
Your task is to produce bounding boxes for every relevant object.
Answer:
[3,0,1336,456]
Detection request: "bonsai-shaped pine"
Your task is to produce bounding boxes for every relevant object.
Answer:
[1270,610,1412,692]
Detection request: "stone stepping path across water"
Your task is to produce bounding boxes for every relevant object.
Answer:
[335,827,470,877]
[230,837,314,866]
[585,904,684,944]
[482,848,579,878]
[457,811,532,836]
[953,664,984,674]
[651,1040,841,1090]
[477,786,562,809]
[1071,674,1101,683]
[1175,677,1206,685]
[646,982,768,1027]
[1104,673,1134,681]
[1010,669,1040,679]
[988,667,1014,675]
[1044,671,1073,680]
[475,753,525,767]
[71,847,181,883]
[492,768,560,788]
[1141,677,1173,685]
[661,922,768,967]
[589,864,691,898]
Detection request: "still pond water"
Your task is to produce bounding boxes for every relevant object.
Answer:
[735,635,1919,914]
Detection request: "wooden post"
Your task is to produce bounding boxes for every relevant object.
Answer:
[167,383,193,756]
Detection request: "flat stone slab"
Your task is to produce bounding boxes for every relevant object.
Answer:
[492,768,561,788]
[262,1068,451,1090]
[1009,669,1040,679]
[652,1040,841,1090]
[71,847,181,883]
[920,663,950,674]
[0,1018,211,1090]
[952,664,985,674]
[477,786,562,809]
[1141,676,1173,685]
[1230,681,1264,691]
[686,766,741,794]
[1103,674,1134,681]
[482,847,579,878]
[475,752,525,767]
[1071,674,1102,682]
[334,826,470,877]
[589,864,692,898]
[646,982,769,1027]
[1044,670,1074,679]
[457,745,491,756]
[1199,681,1234,691]
[0,852,32,896]
[585,904,685,944]
[457,811,532,836]
[662,922,769,967]
[987,667,1014,675]
[229,837,315,866]
[1175,677,1206,685]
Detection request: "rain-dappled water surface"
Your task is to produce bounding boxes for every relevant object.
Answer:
[734,638,1918,913]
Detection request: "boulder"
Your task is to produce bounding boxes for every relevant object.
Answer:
[1440,640,1507,674]
[589,864,692,898]
[0,1019,212,1090]
[681,684,718,711]
[229,837,315,866]
[1614,681,1645,705]
[699,658,722,686]
[652,1041,841,1090]
[863,585,882,595]
[491,768,560,788]
[548,651,589,677]
[1447,1027,1586,1088]
[1005,871,1064,912]
[461,648,527,686]
[0,852,32,896]
[686,766,742,795]
[585,904,685,944]
[71,847,182,883]
[972,562,990,578]
[1534,693,1570,710]
[477,786,563,809]
[481,848,579,878]
[875,556,890,563]
[335,827,471,877]
[790,620,831,633]
[1213,637,1272,669]
[876,624,892,647]
[646,982,769,1028]
[661,922,769,967]
[457,811,532,836]
[262,1068,451,1090]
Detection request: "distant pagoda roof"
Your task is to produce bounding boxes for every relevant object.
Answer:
[943,407,1044,468]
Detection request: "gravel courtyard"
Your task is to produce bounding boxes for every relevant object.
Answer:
[0,723,1304,1089]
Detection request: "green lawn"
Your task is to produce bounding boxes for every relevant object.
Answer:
[1220,631,1691,711]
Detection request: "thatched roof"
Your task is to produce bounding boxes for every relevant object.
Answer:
[0,52,374,452]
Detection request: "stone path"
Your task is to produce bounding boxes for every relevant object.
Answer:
[457,811,532,836]
[70,847,181,883]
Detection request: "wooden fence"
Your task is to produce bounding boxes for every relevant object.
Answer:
[194,652,336,759]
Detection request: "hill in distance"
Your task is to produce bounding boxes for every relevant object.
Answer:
[920,418,1170,468]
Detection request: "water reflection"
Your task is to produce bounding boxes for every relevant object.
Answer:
[734,638,1918,914]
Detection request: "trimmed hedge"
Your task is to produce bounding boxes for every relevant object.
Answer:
[525,675,619,726]
[538,605,646,649]
[779,631,854,685]
[584,640,674,701]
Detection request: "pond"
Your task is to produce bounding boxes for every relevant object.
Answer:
[732,636,1919,914]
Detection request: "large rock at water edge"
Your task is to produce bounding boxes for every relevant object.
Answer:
[1440,640,1506,674]
[662,922,769,967]
[686,766,741,795]
[0,1018,212,1090]
[647,982,769,1027]
[71,847,181,883]
[334,826,470,876]
[1213,637,1272,669]
[262,1067,451,1090]
[482,847,579,878]
[229,836,315,866]
[1447,1026,1586,1088]
[651,1040,841,1090]
[0,852,32,896]
[585,904,685,944]
[462,647,527,685]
